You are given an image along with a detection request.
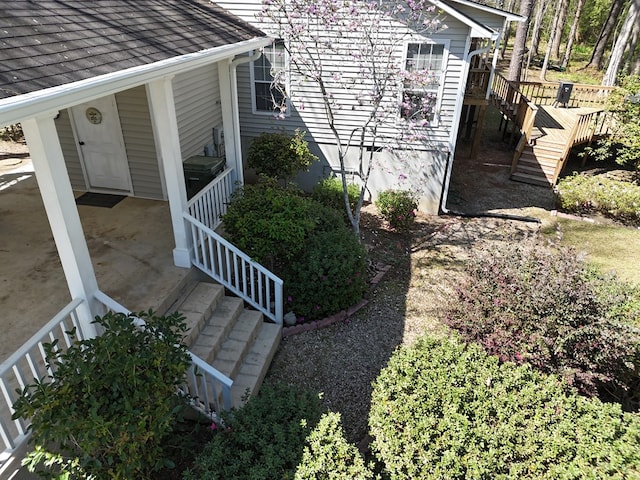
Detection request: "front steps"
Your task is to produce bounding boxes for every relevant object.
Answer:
[167,280,281,410]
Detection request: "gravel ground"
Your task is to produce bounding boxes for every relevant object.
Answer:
[265,207,542,446]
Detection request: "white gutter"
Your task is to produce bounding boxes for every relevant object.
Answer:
[0,37,273,127]
[440,42,492,214]
[227,46,270,185]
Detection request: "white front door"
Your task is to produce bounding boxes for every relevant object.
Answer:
[71,96,132,193]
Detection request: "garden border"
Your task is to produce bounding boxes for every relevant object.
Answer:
[281,263,392,338]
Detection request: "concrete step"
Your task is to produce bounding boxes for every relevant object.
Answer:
[190,296,245,362]
[211,308,263,379]
[174,282,225,346]
[229,322,282,408]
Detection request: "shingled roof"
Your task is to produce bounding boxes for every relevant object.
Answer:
[0,1,267,99]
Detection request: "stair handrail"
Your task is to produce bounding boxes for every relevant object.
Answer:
[511,99,539,174]
[1,298,87,464]
[183,213,284,324]
[186,167,235,232]
[93,290,234,416]
[551,109,608,184]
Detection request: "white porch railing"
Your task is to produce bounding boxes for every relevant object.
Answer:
[93,291,234,417]
[184,168,284,324]
[187,167,235,231]
[0,298,88,470]
[184,213,284,324]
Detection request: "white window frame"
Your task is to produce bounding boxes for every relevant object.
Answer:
[250,40,290,116]
[399,40,449,127]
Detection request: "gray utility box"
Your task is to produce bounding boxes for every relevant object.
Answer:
[183,155,225,199]
[555,81,573,107]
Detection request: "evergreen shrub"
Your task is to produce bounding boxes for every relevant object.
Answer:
[284,227,368,320]
[223,180,368,322]
[12,311,191,479]
[312,176,360,222]
[247,129,317,182]
[294,412,373,480]
[555,173,640,225]
[444,242,640,409]
[369,335,640,479]
[183,383,323,480]
[374,189,418,232]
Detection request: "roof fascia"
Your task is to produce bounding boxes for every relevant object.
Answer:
[0,37,273,127]
[442,0,526,22]
[428,0,495,38]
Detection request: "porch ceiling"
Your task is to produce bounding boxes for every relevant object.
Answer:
[0,154,190,363]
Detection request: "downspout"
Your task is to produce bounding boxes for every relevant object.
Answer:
[228,49,265,185]
[439,42,491,215]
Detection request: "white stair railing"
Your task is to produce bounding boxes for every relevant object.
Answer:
[0,298,87,469]
[187,167,235,232]
[93,291,234,417]
[184,213,284,324]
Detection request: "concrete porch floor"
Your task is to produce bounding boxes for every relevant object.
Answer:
[0,152,192,364]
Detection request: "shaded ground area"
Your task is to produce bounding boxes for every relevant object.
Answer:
[266,109,549,445]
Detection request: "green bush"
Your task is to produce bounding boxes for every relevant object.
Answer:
[374,189,418,232]
[12,311,191,479]
[223,180,368,322]
[294,412,373,480]
[312,176,361,222]
[369,335,640,479]
[247,129,318,182]
[555,173,640,225]
[284,227,368,321]
[222,180,317,269]
[443,242,640,409]
[183,383,323,480]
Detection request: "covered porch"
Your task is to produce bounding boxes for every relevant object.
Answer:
[0,154,191,363]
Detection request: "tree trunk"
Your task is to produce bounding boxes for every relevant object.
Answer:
[603,0,640,86]
[540,0,563,80]
[508,0,534,83]
[529,0,548,57]
[561,0,586,69]
[500,0,518,59]
[623,19,640,74]
[586,0,626,70]
[551,0,569,60]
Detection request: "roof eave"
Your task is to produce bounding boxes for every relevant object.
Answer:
[429,0,495,38]
[442,0,525,22]
[0,36,273,127]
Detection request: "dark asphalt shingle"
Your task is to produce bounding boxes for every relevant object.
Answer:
[0,0,267,99]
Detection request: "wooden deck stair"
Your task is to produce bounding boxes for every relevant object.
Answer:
[168,281,281,409]
[511,139,566,186]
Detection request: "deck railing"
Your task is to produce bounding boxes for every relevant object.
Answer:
[94,291,234,417]
[465,67,491,99]
[0,298,88,468]
[187,167,235,232]
[517,81,614,108]
[552,110,612,182]
[184,213,283,324]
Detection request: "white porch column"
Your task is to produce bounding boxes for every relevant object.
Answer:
[146,77,191,268]
[21,114,99,338]
[218,58,242,185]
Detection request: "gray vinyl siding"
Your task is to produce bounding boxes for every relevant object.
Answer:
[55,109,85,190]
[114,87,163,200]
[173,63,222,160]
[222,2,471,152]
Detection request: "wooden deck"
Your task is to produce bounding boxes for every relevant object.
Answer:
[491,73,614,186]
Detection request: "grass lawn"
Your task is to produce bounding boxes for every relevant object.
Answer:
[543,217,640,285]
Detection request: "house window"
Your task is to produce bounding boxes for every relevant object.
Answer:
[401,42,447,123]
[252,40,287,114]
